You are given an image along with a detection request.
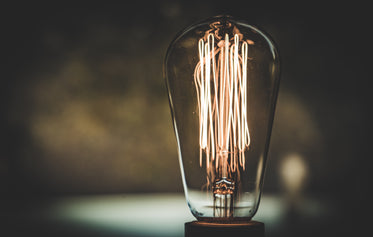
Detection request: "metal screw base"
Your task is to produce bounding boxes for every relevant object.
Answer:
[185,220,264,237]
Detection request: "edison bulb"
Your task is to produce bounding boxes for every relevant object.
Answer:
[164,15,280,222]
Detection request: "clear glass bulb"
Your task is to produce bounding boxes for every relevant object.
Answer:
[164,15,280,222]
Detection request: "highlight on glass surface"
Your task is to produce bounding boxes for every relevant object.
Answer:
[164,15,280,222]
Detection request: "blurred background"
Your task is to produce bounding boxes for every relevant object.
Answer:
[1,1,369,236]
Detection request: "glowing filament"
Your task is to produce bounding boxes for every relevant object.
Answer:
[194,33,251,173]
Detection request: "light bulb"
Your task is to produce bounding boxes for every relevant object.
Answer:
[164,15,280,222]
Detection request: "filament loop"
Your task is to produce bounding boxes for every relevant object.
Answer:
[194,33,251,175]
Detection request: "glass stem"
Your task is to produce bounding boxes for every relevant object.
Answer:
[213,153,235,218]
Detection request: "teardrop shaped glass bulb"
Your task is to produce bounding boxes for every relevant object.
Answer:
[164,15,280,222]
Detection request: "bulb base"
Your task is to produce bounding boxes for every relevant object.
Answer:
[185,220,264,237]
